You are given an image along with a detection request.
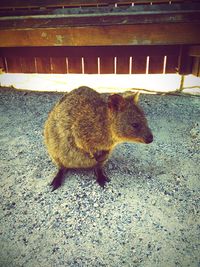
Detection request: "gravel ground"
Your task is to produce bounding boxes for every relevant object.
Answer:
[0,87,199,267]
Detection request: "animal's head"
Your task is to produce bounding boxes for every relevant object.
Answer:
[108,92,153,144]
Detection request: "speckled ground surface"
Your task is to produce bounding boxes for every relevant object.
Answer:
[0,87,199,267]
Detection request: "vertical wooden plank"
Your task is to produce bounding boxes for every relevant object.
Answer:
[148,55,164,74]
[116,56,130,74]
[67,56,82,74]
[192,57,200,77]
[165,55,178,73]
[84,56,98,74]
[0,57,6,72]
[5,57,22,73]
[178,46,193,75]
[51,57,67,74]
[35,57,51,73]
[132,56,147,74]
[100,56,114,74]
[20,57,36,73]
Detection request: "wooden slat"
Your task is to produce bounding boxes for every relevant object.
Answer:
[148,55,164,74]
[20,57,36,73]
[132,56,147,74]
[116,56,130,74]
[100,56,114,74]
[165,55,178,73]
[189,46,200,57]
[0,46,181,74]
[0,0,186,9]
[84,56,98,74]
[67,56,82,73]
[1,23,199,47]
[50,57,67,73]
[192,57,200,77]
[178,45,193,75]
[3,55,181,74]
[35,57,51,73]
[6,57,21,73]
[0,57,5,72]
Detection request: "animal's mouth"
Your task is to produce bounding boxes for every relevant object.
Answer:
[126,137,146,144]
[144,134,153,144]
[128,134,153,144]
[114,133,153,144]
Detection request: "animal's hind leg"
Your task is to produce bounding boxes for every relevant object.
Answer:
[50,167,68,191]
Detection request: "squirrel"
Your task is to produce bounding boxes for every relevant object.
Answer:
[44,86,153,190]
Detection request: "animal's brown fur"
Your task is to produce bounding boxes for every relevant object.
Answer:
[44,86,153,189]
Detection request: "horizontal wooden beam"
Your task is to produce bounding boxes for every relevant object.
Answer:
[0,23,200,47]
[0,3,198,16]
[0,4,199,29]
[0,0,185,9]
[1,14,199,30]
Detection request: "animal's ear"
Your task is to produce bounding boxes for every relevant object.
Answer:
[108,94,125,111]
[133,91,140,104]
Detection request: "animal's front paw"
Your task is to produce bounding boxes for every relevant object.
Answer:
[94,165,110,188]
[97,178,107,188]
[96,173,110,188]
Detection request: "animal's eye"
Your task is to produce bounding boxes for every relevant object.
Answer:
[132,122,140,129]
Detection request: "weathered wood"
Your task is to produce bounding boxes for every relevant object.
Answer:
[189,46,200,57]
[1,3,196,17]
[0,45,181,57]
[35,57,51,73]
[0,23,200,47]
[20,57,36,73]
[178,45,193,75]
[0,0,185,9]
[5,57,21,72]
[0,46,182,74]
[84,56,98,74]
[0,57,6,72]
[165,55,178,73]
[1,3,199,29]
[67,56,82,73]
[116,56,130,74]
[51,57,67,73]
[2,13,199,30]
[148,55,164,74]
[0,57,5,72]
[0,57,3,70]
[100,56,114,74]
[132,56,147,74]
[192,57,200,77]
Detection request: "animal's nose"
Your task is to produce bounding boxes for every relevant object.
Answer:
[145,134,153,144]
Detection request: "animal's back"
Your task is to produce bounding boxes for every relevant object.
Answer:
[44,87,109,168]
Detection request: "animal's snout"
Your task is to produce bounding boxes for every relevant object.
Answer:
[145,133,153,144]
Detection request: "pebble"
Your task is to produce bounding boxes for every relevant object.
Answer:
[0,88,199,267]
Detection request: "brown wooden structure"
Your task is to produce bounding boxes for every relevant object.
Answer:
[0,0,199,76]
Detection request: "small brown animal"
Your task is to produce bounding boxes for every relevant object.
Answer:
[44,86,153,190]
